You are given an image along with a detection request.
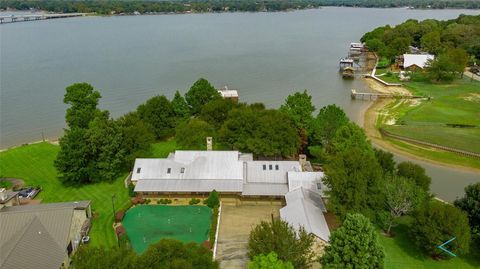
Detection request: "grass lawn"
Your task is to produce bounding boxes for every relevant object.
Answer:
[377,78,480,168]
[0,140,178,248]
[123,205,211,254]
[379,218,480,269]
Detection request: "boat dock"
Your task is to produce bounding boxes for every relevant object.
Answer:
[351,89,424,100]
[0,13,88,24]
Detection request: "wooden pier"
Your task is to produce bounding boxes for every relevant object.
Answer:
[0,13,88,24]
[351,89,424,100]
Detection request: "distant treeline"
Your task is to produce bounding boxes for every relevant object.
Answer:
[1,0,479,15]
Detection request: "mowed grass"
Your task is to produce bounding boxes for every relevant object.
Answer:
[383,125,480,154]
[0,140,178,248]
[379,218,480,269]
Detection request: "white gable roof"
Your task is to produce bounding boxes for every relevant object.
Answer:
[280,198,330,242]
[287,171,325,193]
[403,54,434,69]
[285,187,326,212]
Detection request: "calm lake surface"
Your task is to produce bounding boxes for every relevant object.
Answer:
[1,7,478,200]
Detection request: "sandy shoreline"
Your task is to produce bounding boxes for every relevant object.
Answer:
[362,78,480,173]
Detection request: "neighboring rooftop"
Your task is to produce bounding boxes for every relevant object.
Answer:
[403,54,434,69]
[0,201,91,269]
[218,85,239,99]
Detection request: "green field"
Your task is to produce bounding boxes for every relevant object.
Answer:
[0,140,177,248]
[123,205,212,254]
[379,218,480,269]
[378,78,480,167]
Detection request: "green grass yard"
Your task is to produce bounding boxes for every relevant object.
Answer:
[0,140,178,248]
[122,205,212,254]
[379,218,480,269]
[378,78,480,168]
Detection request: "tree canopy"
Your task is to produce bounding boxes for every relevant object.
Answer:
[176,119,216,150]
[249,252,294,269]
[410,200,471,257]
[137,95,176,140]
[454,182,480,232]
[321,213,385,269]
[185,78,221,115]
[396,161,431,192]
[63,82,102,129]
[248,219,315,269]
[309,104,350,148]
[279,90,315,133]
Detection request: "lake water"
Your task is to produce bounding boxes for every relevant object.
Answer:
[1,7,479,200]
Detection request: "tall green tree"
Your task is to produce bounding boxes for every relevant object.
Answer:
[248,219,315,269]
[321,213,384,269]
[200,99,235,129]
[116,112,155,166]
[171,90,190,122]
[137,95,176,139]
[72,245,137,269]
[309,104,349,147]
[374,148,396,176]
[63,82,102,129]
[454,182,480,232]
[249,252,294,269]
[185,78,221,115]
[324,123,384,219]
[396,161,431,192]
[420,31,442,54]
[55,127,92,184]
[410,200,471,257]
[176,119,216,150]
[279,90,315,132]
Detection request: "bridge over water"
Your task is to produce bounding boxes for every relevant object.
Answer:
[0,13,88,24]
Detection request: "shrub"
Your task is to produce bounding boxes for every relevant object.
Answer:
[158,198,172,204]
[115,210,125,222]
[128,183,135,197]
[189,198,201,205]
[205,190,220,208]
[115,225,126,237]
[0,180,13,189]
[131,197,145,205]
[209,206,219,246]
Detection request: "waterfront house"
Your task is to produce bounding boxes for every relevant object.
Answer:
[400,54,434,70]
[0,201,92,269]
[218,86,239,102]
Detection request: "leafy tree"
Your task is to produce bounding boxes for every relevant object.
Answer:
[365,38,386,54]
[321,213,384,269]
[410,200,471,257]
[55,128,91,184]
[185,78,221,115]
[420,31,442,54]
[172,90,190,122]
[279,90,315,132]
[249,252,294,269]
[374,148,395,176]
[137,95,176,139]
[176,119,216,150]
[200,98,235,129]
[396,161,431,191]
[205,189,220,209]
[220,107,299,157]
[63,82,101,129]
[385,37,411,59]
[447,47,469,77]
[116,112,155,166]
[454,182,480,231]
[381,175,428,235]
[139,239,218,269]
[248,219,315,269]
[71,245,136,269]
[324,123,384,219]
[426,53,458,82]
[309,104,349,147]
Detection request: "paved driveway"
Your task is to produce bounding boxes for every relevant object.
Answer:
[216,205,281,269]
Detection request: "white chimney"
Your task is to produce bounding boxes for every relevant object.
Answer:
[299,154,307,170]
[0,188,6,201]
[207,137,213,151]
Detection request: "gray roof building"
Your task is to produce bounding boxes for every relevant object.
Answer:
[280,187,330,242]
[0,201,91,269]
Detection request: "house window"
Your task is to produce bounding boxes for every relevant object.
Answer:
[275,164,279,170]
[269,164,272,170]
[180,168,185,173]
[167,168,171,174]
[136,168,141,173]
[317,183,322,190]
[263,165,266,170]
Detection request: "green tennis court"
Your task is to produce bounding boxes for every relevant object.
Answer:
[122,205,212,253]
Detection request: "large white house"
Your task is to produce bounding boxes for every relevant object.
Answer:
[130,149,331,242]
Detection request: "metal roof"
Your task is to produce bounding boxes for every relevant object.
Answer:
[241,183,289,196]
[280,198,331,242]
[0,203,84,269]
[285,187,326,212]
[245,161,300,184]
[131,151,244,181]
[134,179,243,193]
[403,54,434,69]
[288,171,328,196]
